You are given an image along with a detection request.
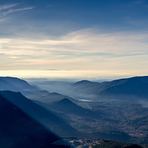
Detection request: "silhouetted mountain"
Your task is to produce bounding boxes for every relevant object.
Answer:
[0,92,69,148]
[100,76,148,99]
[0,77,37,92]
[74,76,148,100]
[0,91,78,137]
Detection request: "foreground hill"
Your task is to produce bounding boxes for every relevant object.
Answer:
[0,92,69,148]
[0,91,78,137]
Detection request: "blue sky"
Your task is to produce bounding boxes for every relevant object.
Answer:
[0,0,148,79]
[1,0,148,35]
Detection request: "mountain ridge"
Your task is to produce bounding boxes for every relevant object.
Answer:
[0,92,69,148]
[0,91,78,137]
[74,76,148,99]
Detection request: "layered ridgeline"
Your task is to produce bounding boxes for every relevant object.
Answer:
[73,76,148,100]
[1,76,148,101]
[28,76,148,145]
[0,91,71,148]
[0,91,77,137]
[29,76,148,101]
[0,77,72,103]
[0,76,148,147]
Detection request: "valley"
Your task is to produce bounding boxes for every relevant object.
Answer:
[0,76,148,147]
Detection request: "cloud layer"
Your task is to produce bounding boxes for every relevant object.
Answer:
[0,3,34,22]
[0,28,148,78]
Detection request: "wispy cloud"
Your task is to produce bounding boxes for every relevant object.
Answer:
[0,3,18,11]
[2,6,34,16]
[0,3,34,20]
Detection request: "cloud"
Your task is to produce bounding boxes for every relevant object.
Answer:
[2,6,34,16]
[1,29,148,58]
[0,3,18,11]
[0,29,148,78]
[0,3,34,20]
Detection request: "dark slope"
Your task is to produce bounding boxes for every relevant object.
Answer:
[0,93,68,148]
[47,98,103,120]
[51,98,92,115]
[0,91,78,137]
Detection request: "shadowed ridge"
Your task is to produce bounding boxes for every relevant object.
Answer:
[0,91,78,137]
[49,98,101,119]
[0,93,68,148]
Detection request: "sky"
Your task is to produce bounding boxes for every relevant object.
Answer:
[0,0,148,79]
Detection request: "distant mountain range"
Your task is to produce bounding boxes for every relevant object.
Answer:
[1,76,148,101]
[0,76,72,103]
[100,76,148,98]
[29,76,148,101]
[73,76,148,100]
